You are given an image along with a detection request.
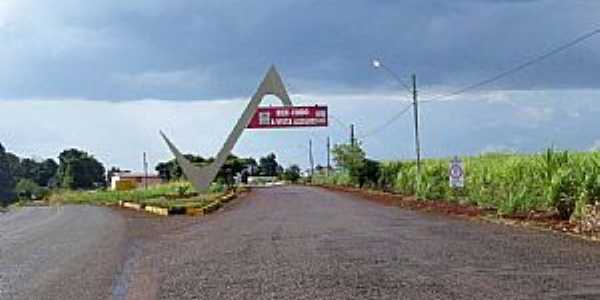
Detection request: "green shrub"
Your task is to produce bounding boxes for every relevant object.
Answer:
[358,159,380,188]
[15,178,47,201]
[208,182,225,193]
[378,161,403,191]
[281,165,301,183]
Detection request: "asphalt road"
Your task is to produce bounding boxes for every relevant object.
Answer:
[0,205,126,300]
[3,186,600,299]
[128,186,600,299]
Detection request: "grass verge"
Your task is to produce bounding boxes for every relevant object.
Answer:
[48,181,229,211]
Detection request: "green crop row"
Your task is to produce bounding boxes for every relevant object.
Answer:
[314,149,600,219]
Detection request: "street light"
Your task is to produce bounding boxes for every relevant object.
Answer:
[371,59,422,181]
[372,59,413,94]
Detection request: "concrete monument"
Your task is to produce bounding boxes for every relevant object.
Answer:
[160,65,293,192]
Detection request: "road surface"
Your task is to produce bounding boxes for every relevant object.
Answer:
[3,186,600,299]
[0,205,126,299]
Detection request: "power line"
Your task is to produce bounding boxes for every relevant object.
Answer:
[360,102,413,139]
[361,27,600,139]
[326,114,351,142]
[329,114,349,130]
[422,27,600,103]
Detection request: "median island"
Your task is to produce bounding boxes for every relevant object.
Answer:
[49,181,241,216]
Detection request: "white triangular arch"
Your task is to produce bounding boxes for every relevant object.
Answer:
[160,65,293,192]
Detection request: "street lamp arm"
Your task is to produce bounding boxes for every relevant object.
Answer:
[372,59,414,95]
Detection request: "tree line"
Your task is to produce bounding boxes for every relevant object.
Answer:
[0,143,106,206]
[154,152,301,186]
[0,141,302,206]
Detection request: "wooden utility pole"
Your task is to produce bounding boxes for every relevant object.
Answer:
[143,152,148,190]
[309,139,314,178]
[350,124,355,146]
[326,136,331,177]
[412,74,422,176]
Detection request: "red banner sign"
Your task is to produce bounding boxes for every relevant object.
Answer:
[247,105,328,129]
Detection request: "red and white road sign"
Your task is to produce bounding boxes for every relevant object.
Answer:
[247,105,328,129]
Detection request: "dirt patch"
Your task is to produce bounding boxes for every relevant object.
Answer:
[315,184,597,242]
[320,185,485,218]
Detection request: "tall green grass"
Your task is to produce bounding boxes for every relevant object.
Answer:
[314,149,600,218]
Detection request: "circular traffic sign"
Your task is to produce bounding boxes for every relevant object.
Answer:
[450,163,463,179]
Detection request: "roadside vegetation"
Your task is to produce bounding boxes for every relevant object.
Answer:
[0,139,287,208]
[0,144,105,207]
[313,143,600,221]
[49,181,227,209]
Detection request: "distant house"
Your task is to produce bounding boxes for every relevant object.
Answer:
[110,171,163,191]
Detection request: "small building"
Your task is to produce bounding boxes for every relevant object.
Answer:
[111,171,163,191]
[246,176,278,185]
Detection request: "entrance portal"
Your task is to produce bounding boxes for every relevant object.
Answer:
[160,65,327,192]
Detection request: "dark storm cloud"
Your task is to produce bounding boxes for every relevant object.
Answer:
[0,0,597,100]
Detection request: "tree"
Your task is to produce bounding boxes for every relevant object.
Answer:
[332,143,380,188]
[281,165,301,183]
[155,154,208,181]
[156,154,259,186]
[216,155,258,187]
[19,158,57,187]
[0,143,15,205]
[35,159,58,187]
[57,149,106,190]
[332,143,366,180]
[5,152,21,179]
[4,155,58,187]
[258,153,281,177]
[19,158,39,182]
[238,157,258,175]
[155,161,174,181]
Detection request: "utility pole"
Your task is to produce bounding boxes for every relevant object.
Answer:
[412,74,422,176]
[372,60,423,195]
[143,152,148,190]
[309,139,314,178]
[326,136,331,177]
[350,124,355,146]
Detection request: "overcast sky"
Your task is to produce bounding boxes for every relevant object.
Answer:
[1,0,599,170]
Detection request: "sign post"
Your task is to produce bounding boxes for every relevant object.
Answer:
[449,156,464,188]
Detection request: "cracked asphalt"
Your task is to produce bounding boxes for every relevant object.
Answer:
[3,186,600,299]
